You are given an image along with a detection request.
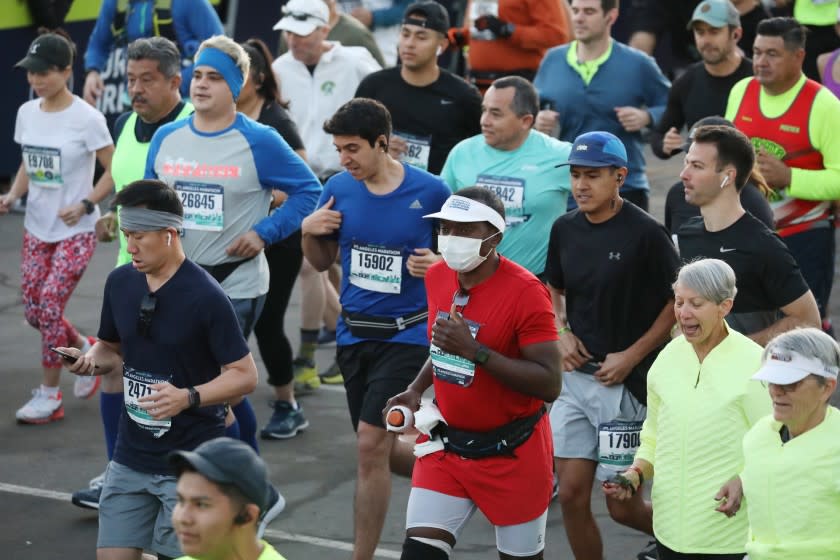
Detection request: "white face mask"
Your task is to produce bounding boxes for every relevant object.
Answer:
[438,232,500,272]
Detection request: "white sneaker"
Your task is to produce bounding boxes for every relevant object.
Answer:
[73,374,101,399]
[16,388,64,424]
[89,470,106,489]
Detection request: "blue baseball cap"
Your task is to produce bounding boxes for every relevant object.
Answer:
[688,0,740,30]
[556,131,628,168]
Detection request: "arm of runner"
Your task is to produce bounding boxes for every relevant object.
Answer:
[301,196,341,271]
[748,290,821,347]
[0,162,29,214]
[547,285,592,371]
[406,247,442,278]
[595,298,674,386]
[58,338,123,377]
[59,144,115,226]
[714,476,743,517]
[383,357,433,416]
[139,352,259,420]
[433,303,562,401]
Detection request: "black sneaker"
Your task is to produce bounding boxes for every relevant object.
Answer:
[637,541,658,560]
[260,401,310,440]
[71,486,101,510]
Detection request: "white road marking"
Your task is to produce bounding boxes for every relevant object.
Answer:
[0,482,401,559]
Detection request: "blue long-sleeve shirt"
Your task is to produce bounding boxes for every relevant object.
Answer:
[370,0,412,29]
[84,0,224,96]
[534,40,670,192]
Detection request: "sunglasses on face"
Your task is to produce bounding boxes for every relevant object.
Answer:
[137,292,157,338]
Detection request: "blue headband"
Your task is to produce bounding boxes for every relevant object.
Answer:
[194,47,244,101]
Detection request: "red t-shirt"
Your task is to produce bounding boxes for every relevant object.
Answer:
[424,256,559,431]
[416,257,559,525]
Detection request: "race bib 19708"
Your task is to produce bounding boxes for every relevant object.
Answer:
[23,145,62,188]
[175,181,224,231]
[349,242,403,294]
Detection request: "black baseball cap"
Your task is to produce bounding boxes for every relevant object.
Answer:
[169,437,270,512]
[403,1,450,34]
[681,116,735,152]
[15,33,73,72]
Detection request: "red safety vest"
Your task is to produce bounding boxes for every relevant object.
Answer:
[733,78,828,237]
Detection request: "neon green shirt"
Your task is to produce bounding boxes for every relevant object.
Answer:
[175,540,288,560]
[635,328,770,553]
[741,406,840,560]
[566,39,614,86]
[725,75,840,201]
[794,0,838,26]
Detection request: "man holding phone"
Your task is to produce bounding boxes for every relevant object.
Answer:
[56,179,258,560]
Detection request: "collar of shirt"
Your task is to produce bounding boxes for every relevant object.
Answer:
[566,39,614,86]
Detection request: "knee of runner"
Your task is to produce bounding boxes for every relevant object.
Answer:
[402,533,453,560]
[554,480,592,508]
[356,422,393,465]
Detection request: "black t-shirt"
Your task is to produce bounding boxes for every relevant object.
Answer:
[544,202,680,397]
[664,180,775,234]
[677,212,810,335]
[113,100,190,144]
[650,59,753,159]
[355,67,482,175]
[257,100,305,152]
[739,4,772,57]
[99,260,251,474]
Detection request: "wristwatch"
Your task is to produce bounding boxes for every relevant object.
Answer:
[187,386,201,410]
[474,344,491,366]
[81,198,95,214]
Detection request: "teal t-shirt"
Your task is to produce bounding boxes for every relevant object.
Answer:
[440,129,572,274]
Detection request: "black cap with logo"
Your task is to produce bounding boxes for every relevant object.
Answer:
[403,1,450,34]
[15,33,74,72]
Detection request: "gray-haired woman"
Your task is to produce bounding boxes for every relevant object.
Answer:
[604,258,770,560]
[717,327,840,560]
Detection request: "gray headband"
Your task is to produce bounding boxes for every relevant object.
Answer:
[119,207,183,232]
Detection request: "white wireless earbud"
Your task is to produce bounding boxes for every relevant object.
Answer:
[720,176,730,189]
[166,233,172,246]
[436,46,443,56]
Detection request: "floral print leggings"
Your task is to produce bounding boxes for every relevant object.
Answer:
[21,231,96,368]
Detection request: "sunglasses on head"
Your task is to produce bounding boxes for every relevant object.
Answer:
[137,292,157,338]
[283,9,325,23]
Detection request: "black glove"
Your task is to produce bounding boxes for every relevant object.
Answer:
[474,15,514,39]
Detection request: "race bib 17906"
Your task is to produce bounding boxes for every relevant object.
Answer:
[175,181,224,231]
[23,145,62,188]
[349,242,403,294]
[598,420,643,471]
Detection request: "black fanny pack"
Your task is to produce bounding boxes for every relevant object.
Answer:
[341,309,428,340]
[199,255,256,285]
[436,407,545,459]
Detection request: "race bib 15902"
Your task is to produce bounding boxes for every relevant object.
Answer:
[349,242,403,294]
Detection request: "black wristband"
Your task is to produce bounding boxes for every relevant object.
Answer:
[187,386,201,409]
[81,198,95,214]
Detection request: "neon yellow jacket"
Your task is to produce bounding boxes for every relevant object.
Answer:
[635,328,770,554]
[741,406,840,560]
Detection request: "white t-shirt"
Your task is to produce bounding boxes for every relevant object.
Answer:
[272,42,380,178]
[14,96,112,242]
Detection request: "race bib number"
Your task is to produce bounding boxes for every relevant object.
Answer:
[598,420,643,470]
[476,174,527,225]
[123,366,172,438]
[430,310,480,387]
[176,181,224,231]
[23,145,62,188]
[349,242,403,294]
[395,131,431,171]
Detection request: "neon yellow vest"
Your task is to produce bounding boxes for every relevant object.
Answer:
[794,0,839,26]
[111,102,193,266]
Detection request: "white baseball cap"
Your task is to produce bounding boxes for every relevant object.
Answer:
[752,349,839,385]
[423,195,506,233]
[273,0,329,36]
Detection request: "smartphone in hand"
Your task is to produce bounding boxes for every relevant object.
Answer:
[49,346,100,368]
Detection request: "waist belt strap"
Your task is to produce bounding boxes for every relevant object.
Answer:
[438,407,546,459]
[199,255,256,285]
[341,309,428,340]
